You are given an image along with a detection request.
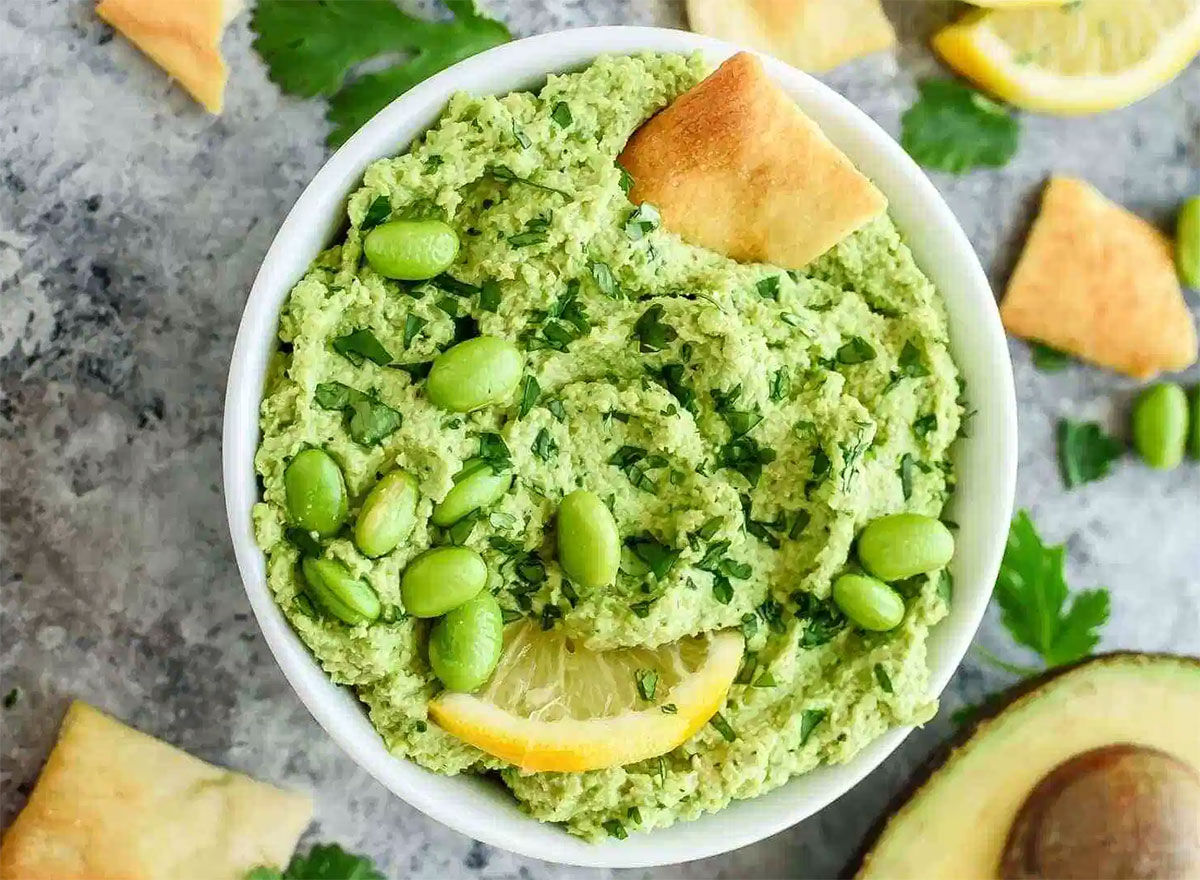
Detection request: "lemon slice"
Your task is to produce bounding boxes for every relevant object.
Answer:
[933,0,1200,115]
[429,622,744,772]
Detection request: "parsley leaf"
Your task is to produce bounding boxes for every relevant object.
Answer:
[719,436,776,487]
[403,314,427,348]
[550,101,573,127]
[799,708,826,746]
[477,432,512,472]
[994,511,1110,667]
[874,663,894,694]
[709,711,737,742]
[249,843,384,880]
[478,279,501,312]
[901,79,1019,173]
[626,533,680,580]
[608,445,667,493]
[251,0,512,147]
[793,591,846,647]
[625,203,661,240]
[603,819,628,840]
[531,427,557,462]
[1057,419,1124,488]
[836,336,877,365]
[756,275,781,300]
[517,375,540,418]
[361,194,391,230]
[1031,341,1072,371]
[631,304,677,353]
[332,328,392,367]
[484,164,571,198]
[635,668,658,701]
[314,382,402,446]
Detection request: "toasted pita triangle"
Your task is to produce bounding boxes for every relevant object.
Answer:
[1001,177,1197,379]
[0,702,312,880]
[96,0,242,113]
[687,0,896,73]
[618,52,887,270]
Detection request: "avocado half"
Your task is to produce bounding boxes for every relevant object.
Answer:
[855,653,1200,880]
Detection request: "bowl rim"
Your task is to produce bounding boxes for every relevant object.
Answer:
[223,25,1017,869]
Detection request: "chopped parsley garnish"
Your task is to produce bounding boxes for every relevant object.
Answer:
[544,398,567,422]
[589,260,618,298]
[477,432,512,472]
[799,708,826,745]
[624,203,661,240]
[508,215,551,247]
[431,274,478,297]
[899,453,916,500]
[396,360,432,381]
[313,382,402,446]
[608,445,668,492]
[403,314,427,347]
[331,328,393,367]
[769,367,790,402]
[719,436,776,487]
[711,576,733,604]
[635,668,658,701]
[631,304,677,353]
[807,446,831,491]
[603,819,628,840]
[709,712,737,742]
[629,599,655,618]
[517,375,540,418]
[550,101,572,127]
[286,527,323,558]
[1056,419,1123,488]
[900,78,1020,173]
[996,511,1110,667]
[913,413,938,439]
[753,671,778,688]
[758,598,786,634]
[660,702,678,714]
[531,427,557,462]
[523,282,591,351]
[874,664,894,694]
[540,602,563,630]
[793,591,846,647]
[756,275,781,300]
[478,279,501,312]
[698,516,723,541]
[836,336,877,365]
[485,164,571,198]
[655,363,697,413]
[722,410,762,438]
[361,194,391,230]
[512,122,531,149]
[626,533,680,580]
[445,509,481,545]
[436,296,459,317]
[249,0,511,147]
[617,164,634,196]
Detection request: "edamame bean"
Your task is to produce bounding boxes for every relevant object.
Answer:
[1189,385,1200,460]
[556,489,620,588]
[426,336,523,412]
[400,546,487,618]
[300,557,381,625]
[857,513,955,581]
[428,591,504,693]
[431,459,513,527]
[363,219,460,281]
[832,573,905,632]
[1177,196,1200,288]
[1132,382,1188,470]
[354,469,419,557]
[284,448,348,537]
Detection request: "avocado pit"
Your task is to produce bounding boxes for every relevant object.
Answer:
[1000,744,1200,879]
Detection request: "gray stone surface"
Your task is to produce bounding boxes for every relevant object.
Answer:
[1,1,1198,877]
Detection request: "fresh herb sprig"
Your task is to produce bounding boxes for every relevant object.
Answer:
[901,79,1019,173]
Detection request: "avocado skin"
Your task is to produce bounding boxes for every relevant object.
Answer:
[846,652,1200,879]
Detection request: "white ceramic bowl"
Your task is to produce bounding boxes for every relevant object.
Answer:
[223,26,1017,869]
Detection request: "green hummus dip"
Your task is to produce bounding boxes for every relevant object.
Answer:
[253,53,963,840]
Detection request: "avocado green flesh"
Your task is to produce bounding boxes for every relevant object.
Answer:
[252,54,963,840]
[856,654,1200,880]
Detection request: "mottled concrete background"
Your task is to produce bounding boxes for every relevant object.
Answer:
[2,1,1198,877]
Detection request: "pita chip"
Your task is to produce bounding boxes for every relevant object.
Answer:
[1001,177,1198,379]
[686,0,896,73]
[96,0,244,113]
[0,701,312,880]
[618,52,887,270]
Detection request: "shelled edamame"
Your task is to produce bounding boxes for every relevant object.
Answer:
[428,592,504,693]
[354,469,419,557]
[1132,382,1189,470]
[400,546,488,618]
[426,336,523,412]
[363,218,460,281]
[284,448,348,537]
[832,512,956,632]
[556,489,620,588]
[432,459,513,527]
[300,557,381,625]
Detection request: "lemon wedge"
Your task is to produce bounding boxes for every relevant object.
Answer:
[933,0,1200,115]
[429,622,744,772]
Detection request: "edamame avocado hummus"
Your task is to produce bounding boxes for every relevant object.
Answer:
[252,52,963,841]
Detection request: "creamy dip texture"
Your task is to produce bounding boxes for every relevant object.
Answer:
[253,53,962,840]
